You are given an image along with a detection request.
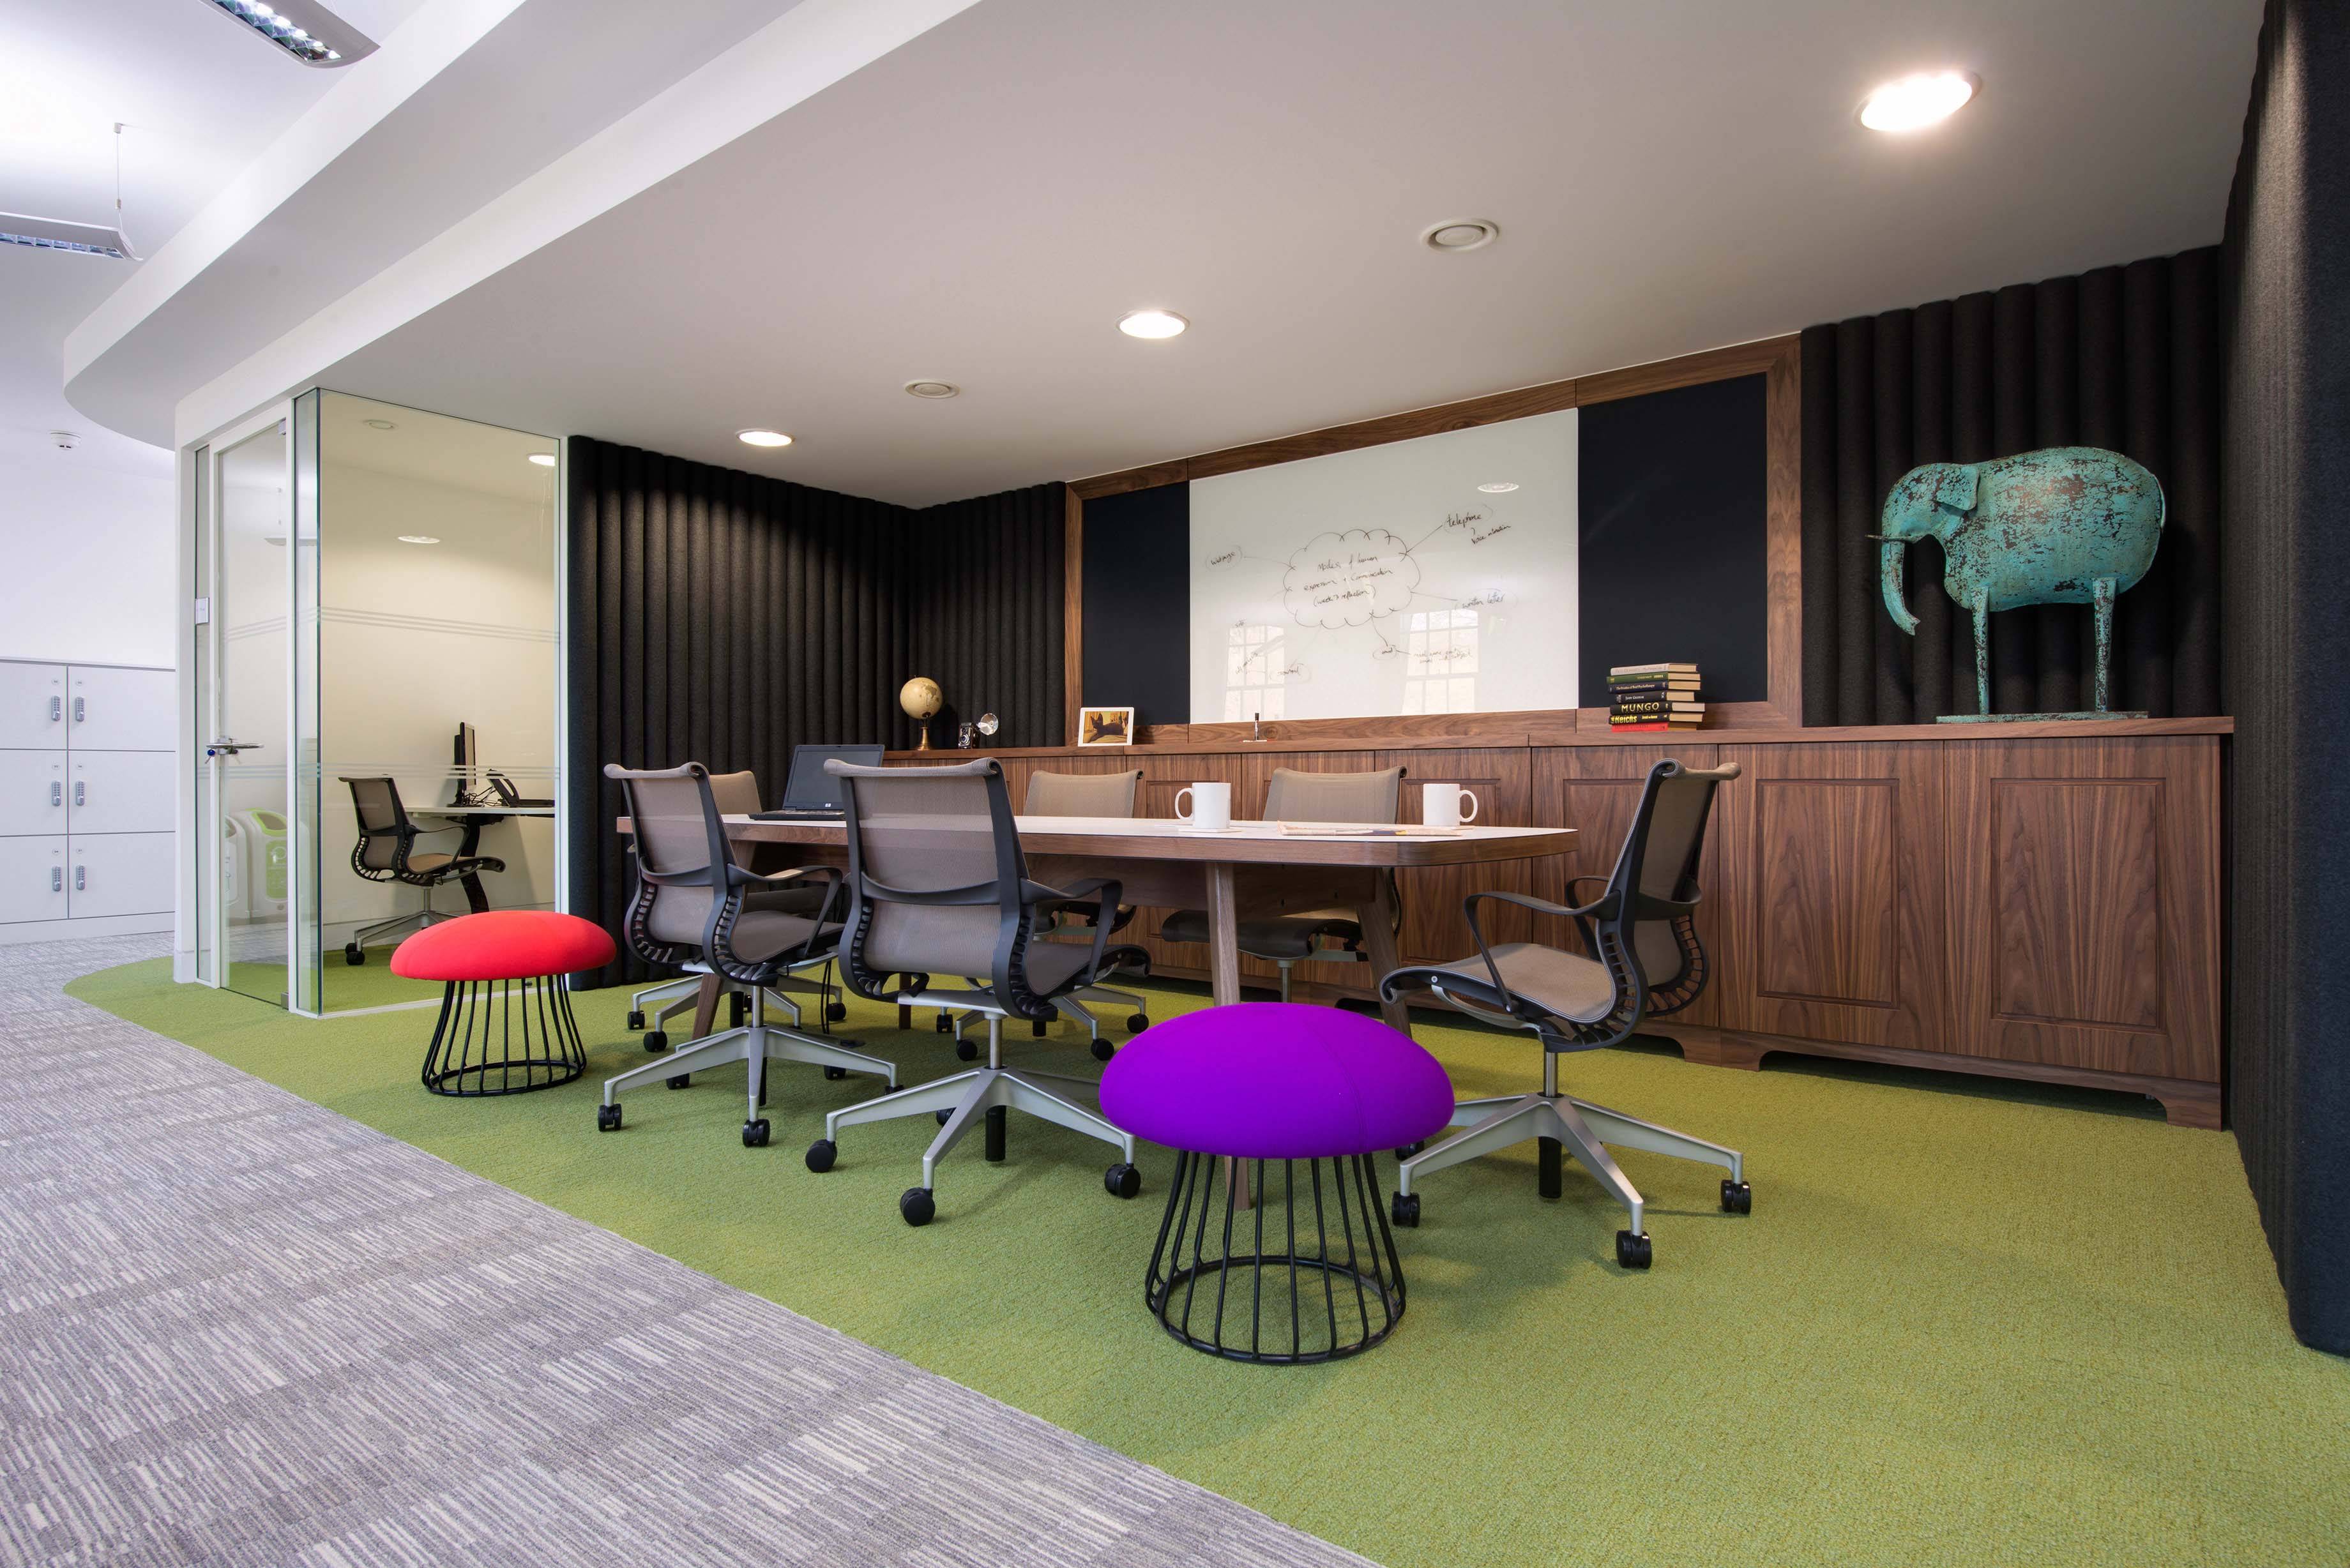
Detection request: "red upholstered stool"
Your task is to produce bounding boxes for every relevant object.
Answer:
[393,912,616,1096]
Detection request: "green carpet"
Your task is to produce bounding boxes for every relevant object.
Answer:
[68,961,2350,1568]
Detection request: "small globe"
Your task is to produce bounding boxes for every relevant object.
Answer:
[899,676,943,720]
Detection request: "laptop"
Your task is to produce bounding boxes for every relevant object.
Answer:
[750,743,885,820]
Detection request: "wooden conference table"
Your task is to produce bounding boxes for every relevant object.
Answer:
[657,813,1579,1037]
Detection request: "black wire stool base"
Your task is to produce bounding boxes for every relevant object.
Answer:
[1144,1149,1406,1364]
[421,976,589,1096]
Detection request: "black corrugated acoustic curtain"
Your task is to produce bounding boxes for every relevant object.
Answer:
[565,437,1065,986]
[1799,250,2224,724]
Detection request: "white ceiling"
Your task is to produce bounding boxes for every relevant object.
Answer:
[0,0,427,477]
[298,0,2261,506]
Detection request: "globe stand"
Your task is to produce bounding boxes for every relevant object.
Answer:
[914,722,930,751]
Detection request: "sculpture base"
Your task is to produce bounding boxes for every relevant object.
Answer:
[1938,710,2149,724]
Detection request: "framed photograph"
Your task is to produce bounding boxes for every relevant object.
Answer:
[1077,705,1135,746]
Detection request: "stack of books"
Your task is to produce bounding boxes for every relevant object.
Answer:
[1607,663,1704,730]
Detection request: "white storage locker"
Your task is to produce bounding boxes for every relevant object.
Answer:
[68,751,176,836]
[0,751,68,837]
[67,833,174,919]
[68,665,174,752]
[0,836,70,924]
[0,663,68,750]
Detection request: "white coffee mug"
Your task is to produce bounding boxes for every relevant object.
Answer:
[1421,784,1480,829]
[1175,781,1233,831]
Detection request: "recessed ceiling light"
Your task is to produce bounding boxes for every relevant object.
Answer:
[737,428,793,448]
[1859,71,1978,132]
[1421,218,1499,253]
[1118,310,1188,340]
[904,381,961,399]
[196,0,377,67]
[396,534,440,545]
[1478,481,1519,493]
[527,453,556,467]
[363,418,395,430]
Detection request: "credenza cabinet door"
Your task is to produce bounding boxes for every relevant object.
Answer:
[1939,735,2222,1083]
[1711,743,1948,1048]
[0,664,68,750]
[0,751,68,837]
[68,833,174,918]
[0,836,70,924]
[68,666,174,753]
[68,751,176,836]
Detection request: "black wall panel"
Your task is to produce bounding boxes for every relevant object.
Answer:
[1080,483,1190,729]
[2222,0,2350,1356]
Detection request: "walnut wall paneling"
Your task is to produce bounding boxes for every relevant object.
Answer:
[1384,749,1535,964]
[1066,335,1805,742]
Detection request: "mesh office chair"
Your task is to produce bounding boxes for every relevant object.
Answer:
[1378,760,1749,1269]
[339,776,505,965]
[801,758,1142,1226]
[1158,765,1404,1001]
[624,769,845,1048]
[593,763,895,1147]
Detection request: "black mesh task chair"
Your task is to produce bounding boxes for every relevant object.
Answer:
[340,776,505,965]
[1158,765,1404,1000]
[1378,760,1750,1270]
[623,769,846,1049]
[593,763,895,1148]
[801,757,1143,1227]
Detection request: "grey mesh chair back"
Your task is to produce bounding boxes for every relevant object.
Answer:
[831,759,1019,983]
[1617,762,1724,995]
[607,764,729,957]
[704,769,765,816]
[345,776,409,871]
[1024,769,1141,817]
[1264,766,1404,824]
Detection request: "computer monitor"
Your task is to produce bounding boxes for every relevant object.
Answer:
[451,722,478,803]
[780,743,884,810]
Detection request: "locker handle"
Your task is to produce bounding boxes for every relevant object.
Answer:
[50,782,61,807]
[73,697,85,723]
[74,781,86,807]
[75,866,86,892]
[49,697,61,722]
[50,868,62,893]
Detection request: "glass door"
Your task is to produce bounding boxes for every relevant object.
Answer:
[196,411,293,1004]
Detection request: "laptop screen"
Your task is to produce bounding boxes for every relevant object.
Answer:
[780,744,884,810]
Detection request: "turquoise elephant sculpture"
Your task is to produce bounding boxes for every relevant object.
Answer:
[1875,446,2165,719]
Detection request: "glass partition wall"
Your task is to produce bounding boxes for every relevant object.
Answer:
[193,390,560,1016]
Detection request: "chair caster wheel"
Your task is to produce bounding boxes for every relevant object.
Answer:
[1391,1192,1420,1227]
[900,1187,936,1226]
[823,1066,847,1080]
[643,1030,667,1053]
[934,1108,953,1126]
[626,1009,645,1030]
[596,1104,622,1132]
[935,1014,951,1034]
[743,1119,770,1148]
[1091,1039,1114,1062]
[1126,1013,1149,1033]
[343,943,365,966]
[805,1138,837,1173]
[827,1002,849,1022]
[1616,1230,1653,1270]
[1105,1162,1142,1199]
[955,1040,978,1062]
[1721,1179,1752,1214]
[1395,1140,1426,1159]
[666,1074,690,1090]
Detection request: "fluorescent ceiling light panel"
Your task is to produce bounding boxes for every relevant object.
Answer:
[196,0,378,67]
[0,212,134,260]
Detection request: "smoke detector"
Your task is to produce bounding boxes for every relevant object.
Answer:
[50,431,80,451]
[1420,218,1499,253]
[903,381,961,400]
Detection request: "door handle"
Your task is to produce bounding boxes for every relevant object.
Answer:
[74,866,85,891]
[73,697,84,723]
[50,867,62,893]
[73,781,85,807]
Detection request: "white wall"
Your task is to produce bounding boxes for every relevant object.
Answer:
[0,434,175,668]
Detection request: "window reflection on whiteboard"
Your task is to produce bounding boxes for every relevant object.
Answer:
[1224,622,1289,720]
[1403,608,1478,714]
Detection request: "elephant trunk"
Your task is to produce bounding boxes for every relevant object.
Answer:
[1880,540,1919,636]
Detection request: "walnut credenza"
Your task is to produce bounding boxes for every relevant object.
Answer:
[888,717,2229,1127]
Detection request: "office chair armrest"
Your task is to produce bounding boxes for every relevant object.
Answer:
[1022,877,1125,984]
[1462,887,1619,923]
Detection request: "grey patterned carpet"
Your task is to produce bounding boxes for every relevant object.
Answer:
[0,935,1372,1568]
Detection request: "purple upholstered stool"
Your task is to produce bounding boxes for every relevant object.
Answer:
[1101,1002,1452,1362]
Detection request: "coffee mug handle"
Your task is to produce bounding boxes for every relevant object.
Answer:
[1457,788,1480,824]
[1175,787,1194,822]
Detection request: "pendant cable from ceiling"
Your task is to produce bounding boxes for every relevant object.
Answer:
[112,122,143,261]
